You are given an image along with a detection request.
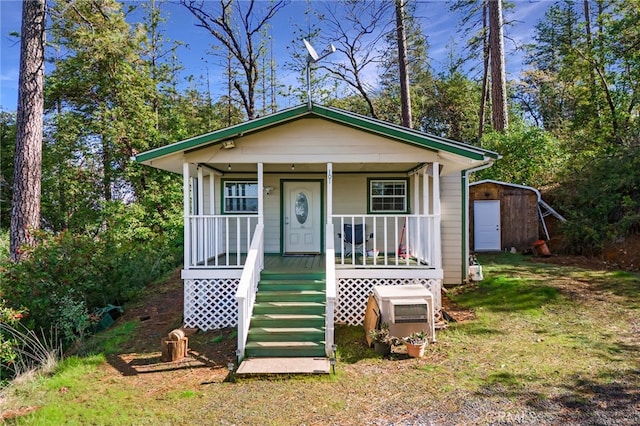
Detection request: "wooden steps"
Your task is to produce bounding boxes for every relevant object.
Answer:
[245,271,326,358]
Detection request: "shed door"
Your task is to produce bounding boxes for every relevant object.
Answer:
[284,181,321,254]
[474,200,501,251]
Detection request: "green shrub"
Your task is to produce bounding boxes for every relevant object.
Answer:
[551,145,640,255]
[0,227,180,349]
[476,123,567,188]
[0,300,29,383]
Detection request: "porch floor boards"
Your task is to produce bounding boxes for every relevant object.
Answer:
[200,253,425,270]
[264,254,325,273]
[262,254,423,271]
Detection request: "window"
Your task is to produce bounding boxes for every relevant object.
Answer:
[369,179,408,213]
[223,181,258,213]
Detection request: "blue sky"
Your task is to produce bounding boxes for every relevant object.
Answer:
[0,0,551,112]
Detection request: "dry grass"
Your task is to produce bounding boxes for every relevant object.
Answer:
[2,253,639,425]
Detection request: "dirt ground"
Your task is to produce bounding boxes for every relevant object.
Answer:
[542,233,640,272]
[106,268,237,387]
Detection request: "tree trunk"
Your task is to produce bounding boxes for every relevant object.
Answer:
[488,0,508,132]
[10,0,46,261]
[583,0,600,129]
[478,0,490,141]
[395,0,412,129]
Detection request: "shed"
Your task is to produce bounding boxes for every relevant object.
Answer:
[469,179,565,252]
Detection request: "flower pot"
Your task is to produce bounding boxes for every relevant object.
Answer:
[373,342,391,356]
[532,239,551,256]
[405,342,426,358]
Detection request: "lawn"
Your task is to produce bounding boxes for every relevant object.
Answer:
[2,253,639,425]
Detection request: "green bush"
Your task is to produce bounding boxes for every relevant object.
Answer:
[0,199,181,383]
[551,145,640,255]
[476,123,567,188]
[0,227,180,349]
[0,299,28,384]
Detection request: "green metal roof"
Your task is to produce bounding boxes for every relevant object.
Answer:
[134,104,499,163]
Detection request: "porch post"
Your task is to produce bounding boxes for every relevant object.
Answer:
[197,166,204,214]
[433,162,440,215]
[423,167,430,214]
[183,161,191,269]
[433,162,442,269]
[327,162,333,222]
[258,162,264,226]
[413,172,420,214]
[209,173,215,215]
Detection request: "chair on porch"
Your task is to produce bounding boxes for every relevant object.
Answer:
[338,223,373,257]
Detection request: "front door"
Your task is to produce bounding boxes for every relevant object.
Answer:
[283,181,322,254]
[474,200,501,251]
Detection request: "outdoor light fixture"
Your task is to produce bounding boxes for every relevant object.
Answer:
[291,164,295,171]
[330,357,336,375]
[264,186,274,195]
[303,38,336,109]
[227,164,231,170]
[221,140,235,149]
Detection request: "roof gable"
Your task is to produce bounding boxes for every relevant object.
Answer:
[134,104,499,164]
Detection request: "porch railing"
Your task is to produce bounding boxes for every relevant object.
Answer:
[185,213,439,269]
[235,224,264,361]
[332,214,440,268]
[324,223,336,357]
[186,214,259,268]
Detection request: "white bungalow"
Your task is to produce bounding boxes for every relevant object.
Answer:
[134,104,498,361]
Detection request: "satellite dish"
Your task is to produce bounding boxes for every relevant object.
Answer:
[303,38,336,108]
[303,38,319,62]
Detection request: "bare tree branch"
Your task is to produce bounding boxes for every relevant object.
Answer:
[320,0,394,118]
[181,0,287,119]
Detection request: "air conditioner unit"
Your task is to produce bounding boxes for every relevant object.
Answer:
[373,285,436,342]
[390,299,430,323]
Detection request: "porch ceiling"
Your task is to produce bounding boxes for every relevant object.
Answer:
[203,161,425,175]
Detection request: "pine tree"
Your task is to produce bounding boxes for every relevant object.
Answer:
[395,0,412,128]
[10,0,46,261]
[488,0,508,131]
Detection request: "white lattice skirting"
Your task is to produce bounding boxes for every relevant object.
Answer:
[184,278,239,330]
[183,277,441,330]
[335,278,442,325]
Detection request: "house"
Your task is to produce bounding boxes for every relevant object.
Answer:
[469,179,566,252]
[134,104,499,361]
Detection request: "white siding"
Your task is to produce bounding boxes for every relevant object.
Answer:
[332,174,368,214]
[440,172,464,285]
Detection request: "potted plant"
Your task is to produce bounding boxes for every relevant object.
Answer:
[403,331,428,358]
[368,323,397,356]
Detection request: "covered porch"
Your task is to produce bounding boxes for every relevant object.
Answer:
[183,161,443,271]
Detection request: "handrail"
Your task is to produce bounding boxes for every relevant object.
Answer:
[324,223,336,356]
[235,223,264,361]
